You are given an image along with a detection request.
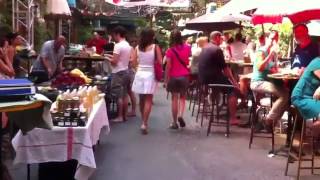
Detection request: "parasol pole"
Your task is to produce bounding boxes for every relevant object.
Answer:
[58,19,62,36]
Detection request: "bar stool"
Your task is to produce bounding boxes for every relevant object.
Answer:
[206,84,234,137]
[248,90,275,152]
[188,79,199,113]
[285,107,320,180]
[191,81,201,117]
[195,85,213,126]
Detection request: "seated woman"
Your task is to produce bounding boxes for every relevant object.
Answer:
[6,32,25,77]
[292,57,320,135]
[250,30,289,127]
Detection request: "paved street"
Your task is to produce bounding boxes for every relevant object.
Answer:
[10,86,319,180]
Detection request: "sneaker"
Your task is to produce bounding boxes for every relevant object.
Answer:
[140,125,148,135]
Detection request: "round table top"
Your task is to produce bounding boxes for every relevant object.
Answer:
[267,73,299,80]
[225,60,253,67]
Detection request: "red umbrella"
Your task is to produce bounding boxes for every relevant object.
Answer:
[252,0,320,25]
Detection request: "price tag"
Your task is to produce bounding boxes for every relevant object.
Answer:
[58,122,64,127]
[71,122,78,127]
[65,121,71,126]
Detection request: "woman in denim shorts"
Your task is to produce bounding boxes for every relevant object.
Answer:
[165,29,191,129]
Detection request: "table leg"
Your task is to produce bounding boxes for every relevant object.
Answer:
[27,164,31,180]
[0,112,2,179]
[86,61,92,74]
[286,111,293,147]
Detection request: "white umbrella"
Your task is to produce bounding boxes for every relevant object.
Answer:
[307,21,320,36]
[187,13,251,24]
[181,29,202,36]
[46,0,71,15]
[217,0,263,15]
[105,0,190,7]
[46,0,71,37]
[185,12,250,31]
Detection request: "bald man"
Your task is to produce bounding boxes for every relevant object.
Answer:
[31,35,66,83]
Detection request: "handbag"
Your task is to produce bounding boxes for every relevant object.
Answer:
[154,44,163,81]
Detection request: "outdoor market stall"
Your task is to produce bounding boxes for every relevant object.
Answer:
[12,96,109,180]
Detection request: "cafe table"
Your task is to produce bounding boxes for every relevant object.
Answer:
[267,73,299,156]
[12,98,110,180]
[225,60,253,67]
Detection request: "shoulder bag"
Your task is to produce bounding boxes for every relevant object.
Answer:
[171,48,190,72]
[154,44,163,81]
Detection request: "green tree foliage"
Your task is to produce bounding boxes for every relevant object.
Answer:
[243,21,293,58]
[0,0,12,37]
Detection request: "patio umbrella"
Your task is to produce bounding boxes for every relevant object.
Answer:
[185,12,251,31]
[252,0,320,24]
[307,21,320,36]
[45,0,71,37]
[217,0,262,15]
[181,29,202,36]
[46,0,71,16]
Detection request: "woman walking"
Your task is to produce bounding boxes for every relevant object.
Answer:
[165,29,191,129]
[131,28,162,134]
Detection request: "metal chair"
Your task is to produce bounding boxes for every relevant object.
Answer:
[248,90,275,152]
[206,84,235,137]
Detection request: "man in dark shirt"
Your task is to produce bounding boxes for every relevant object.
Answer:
[292,24,319,74]
[198,31,239,125]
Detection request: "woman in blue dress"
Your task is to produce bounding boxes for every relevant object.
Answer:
[292,57,320,134]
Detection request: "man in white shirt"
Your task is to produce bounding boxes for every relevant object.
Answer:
[229,33,247,61]
[108,26,132,122]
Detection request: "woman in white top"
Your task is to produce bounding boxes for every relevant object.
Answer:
[131,28,162,134]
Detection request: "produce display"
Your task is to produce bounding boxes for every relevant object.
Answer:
[51,69,92,89]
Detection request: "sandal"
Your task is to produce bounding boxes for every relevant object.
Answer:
[178,117,186,128]
[169,122,179,130]
[140,125,148,135]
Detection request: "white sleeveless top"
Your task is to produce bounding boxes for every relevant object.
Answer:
[132,44,157,94]
[137,44,155,68]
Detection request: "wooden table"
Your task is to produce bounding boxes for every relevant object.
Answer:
[225,60,253,67]
[0,100,44,179]
[63,55,106,73]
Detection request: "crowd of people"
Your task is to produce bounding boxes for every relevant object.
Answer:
[1,25,320,136]
[94,24,320,136]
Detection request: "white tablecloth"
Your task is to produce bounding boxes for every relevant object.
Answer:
[12,99,110,180]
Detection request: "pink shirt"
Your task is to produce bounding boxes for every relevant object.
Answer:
[166,44,191,78]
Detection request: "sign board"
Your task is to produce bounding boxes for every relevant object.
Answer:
[105,0,190,7]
